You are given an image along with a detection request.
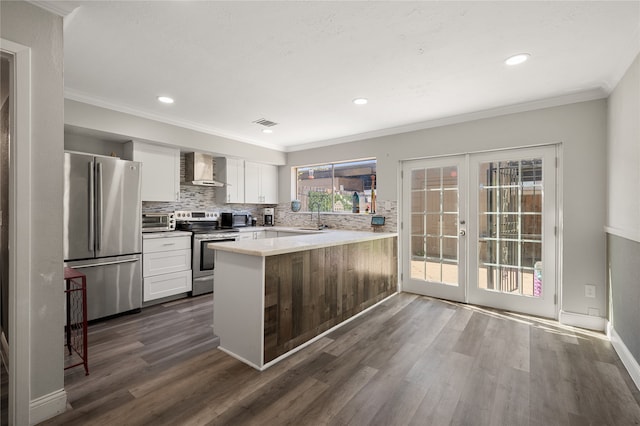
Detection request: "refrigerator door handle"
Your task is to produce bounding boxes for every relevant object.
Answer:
[96,162,103,251]
[88,161,95,252]
[71,258,140,269]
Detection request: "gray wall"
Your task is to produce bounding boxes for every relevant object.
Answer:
[284,100,608,318]
[607,53,640,364]
[1,0,65,409]
[607,234,640,361]
[65,131,125,158]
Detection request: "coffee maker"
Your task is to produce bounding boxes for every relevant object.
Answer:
[263,207,274,226]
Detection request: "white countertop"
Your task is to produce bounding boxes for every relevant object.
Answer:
[235,226,325,234]
[209,229,397,256]
[142,230,192,239]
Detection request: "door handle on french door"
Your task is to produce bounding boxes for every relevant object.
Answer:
[459,230,466,236]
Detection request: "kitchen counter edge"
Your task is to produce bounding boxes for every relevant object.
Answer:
[142,231,192,239]
[209,230,397,257]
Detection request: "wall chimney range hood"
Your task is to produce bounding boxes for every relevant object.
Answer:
[184,152,225,187]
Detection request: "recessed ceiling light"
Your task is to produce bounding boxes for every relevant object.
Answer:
[262,129,273,134]
[353,98,368,105]
[157,96,174,104]
[505,53,530,66]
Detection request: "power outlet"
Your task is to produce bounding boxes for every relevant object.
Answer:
[585,284,596,298]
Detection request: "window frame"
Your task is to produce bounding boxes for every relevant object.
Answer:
[293,158,377,214]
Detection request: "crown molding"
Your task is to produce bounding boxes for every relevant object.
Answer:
[285,88,609,152]
[64,89,286,152]
[66,86,607,154]
[27,1,80,17]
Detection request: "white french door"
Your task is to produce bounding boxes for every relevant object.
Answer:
[402,155,467,302]
[402,146,558,318]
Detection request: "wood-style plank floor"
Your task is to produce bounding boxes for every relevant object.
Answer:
[43,293,640,425]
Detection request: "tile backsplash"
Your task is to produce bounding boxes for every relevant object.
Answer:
[142,153,398,231]
[275,200,398,232]
[142,184,271,219]
[142,154,273,219]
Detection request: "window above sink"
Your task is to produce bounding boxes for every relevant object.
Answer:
[295,158,377,214]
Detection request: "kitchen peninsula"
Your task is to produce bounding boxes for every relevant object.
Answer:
[210,230,398,370]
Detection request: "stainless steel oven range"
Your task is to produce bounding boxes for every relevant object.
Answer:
[175,211,239,296]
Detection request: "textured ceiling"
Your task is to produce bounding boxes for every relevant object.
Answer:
[58,1,640,151]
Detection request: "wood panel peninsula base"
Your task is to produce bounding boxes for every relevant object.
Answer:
[210,231,398,370]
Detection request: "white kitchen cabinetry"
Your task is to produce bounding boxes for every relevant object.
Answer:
[245,161,278,204]
[238,230,266,240]
[275,231,300,237]
[124,141,180,202]
[216,157,245,203]
[143,233,192,303]
[238,232,253,241]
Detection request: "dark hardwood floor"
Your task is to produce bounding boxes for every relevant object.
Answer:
[43,292,640,425]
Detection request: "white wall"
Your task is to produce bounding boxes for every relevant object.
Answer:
[65,99,287,166]
[607,53,640,241]
[285,100,608,318]
[606,52,640,380]
[0,0,65,421]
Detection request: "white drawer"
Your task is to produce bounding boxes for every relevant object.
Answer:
[143,269,192,302]
[143,249,191,277]
[143,236,191,253]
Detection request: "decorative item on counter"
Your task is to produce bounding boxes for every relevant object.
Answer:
[371,175,376,214]
[352,192,360,213]
[291,200,301,212]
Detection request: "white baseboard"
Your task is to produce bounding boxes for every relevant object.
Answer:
[558,310,606,331]
[608,322,640,392]
[29,388,67,425]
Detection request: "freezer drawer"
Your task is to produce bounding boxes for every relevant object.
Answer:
[65,254,142,321]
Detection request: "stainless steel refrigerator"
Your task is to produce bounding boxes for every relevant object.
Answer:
[63,152,142,321]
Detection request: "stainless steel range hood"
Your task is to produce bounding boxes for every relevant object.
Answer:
[184,152,225,187]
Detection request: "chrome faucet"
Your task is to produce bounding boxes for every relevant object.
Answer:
[310,203,324,230]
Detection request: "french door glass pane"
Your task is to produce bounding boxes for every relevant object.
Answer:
[410,166,459,285]
[478,158,544,297]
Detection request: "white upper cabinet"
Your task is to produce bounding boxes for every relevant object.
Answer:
[245,161,278,204]
[124,141,180,202]
[216,157,245,204]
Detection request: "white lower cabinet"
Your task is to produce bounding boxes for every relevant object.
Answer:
[143,234,192,303]
[143,249,191,276]
[143,270,192,302]
[238,233,253,241]
[239,230,267,240]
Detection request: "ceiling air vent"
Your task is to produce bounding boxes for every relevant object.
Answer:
[253,118,278,127]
